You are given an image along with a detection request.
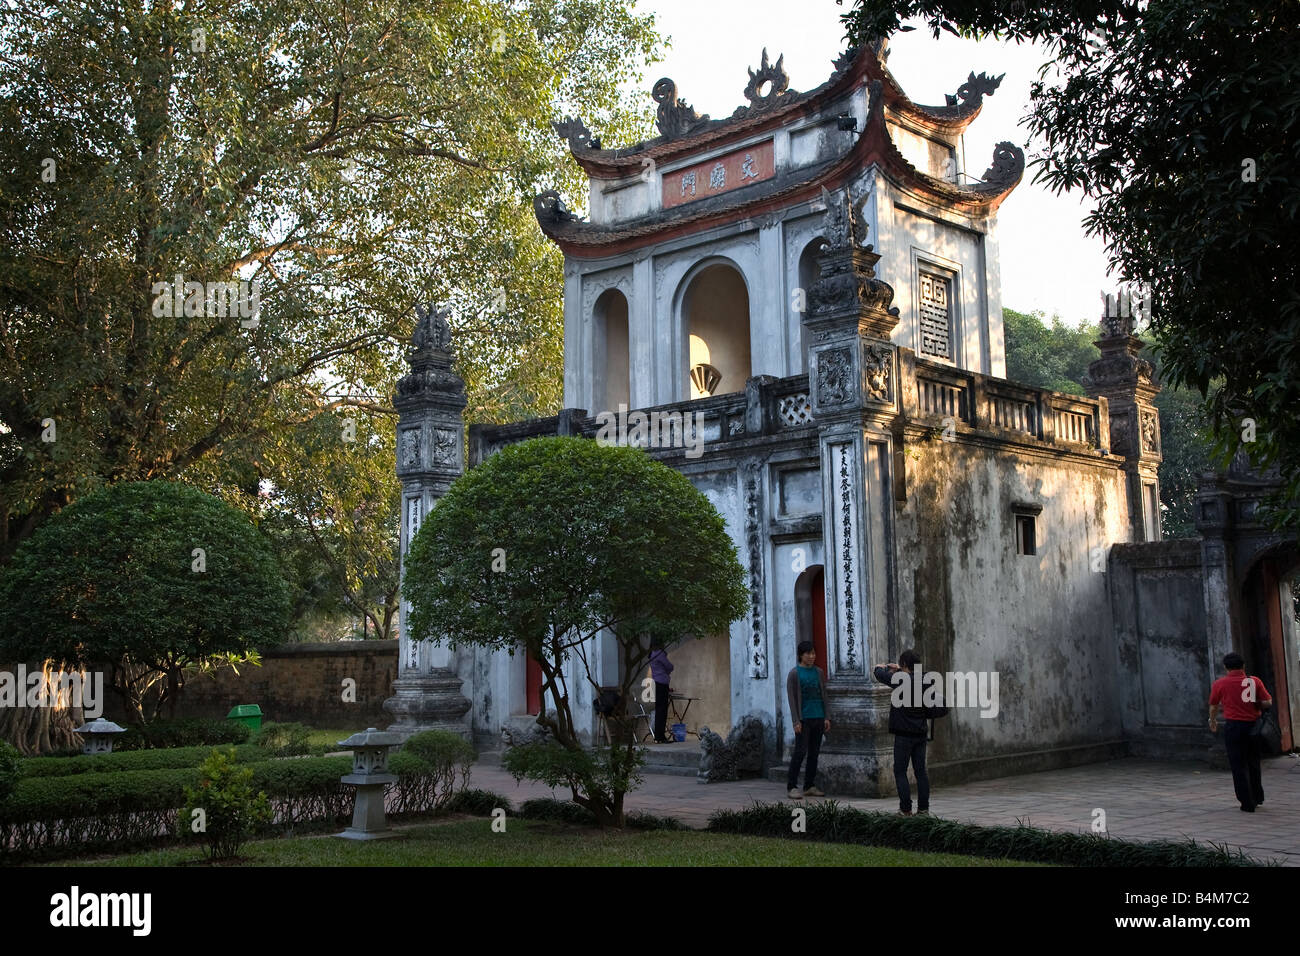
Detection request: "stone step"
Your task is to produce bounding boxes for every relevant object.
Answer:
[475,742,703,776]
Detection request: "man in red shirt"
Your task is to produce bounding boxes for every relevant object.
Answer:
[1208,651,1273,812]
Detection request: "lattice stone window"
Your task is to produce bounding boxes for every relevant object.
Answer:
[778,393,812,427]
[918,271,953,361]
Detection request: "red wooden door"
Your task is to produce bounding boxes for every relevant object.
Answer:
[811,566,828,670]
[526,655,543,715]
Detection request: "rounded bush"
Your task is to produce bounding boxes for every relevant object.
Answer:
[0,481,291,720]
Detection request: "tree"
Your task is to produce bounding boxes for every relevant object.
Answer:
[0,0,663,565]
[844,0,1300,531]
[403,437,749,827]
[1002,307,1099,396]
[0,481,291,723]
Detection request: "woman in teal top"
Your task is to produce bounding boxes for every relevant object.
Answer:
[786,640,832,798]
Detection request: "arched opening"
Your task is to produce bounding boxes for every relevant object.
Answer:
[797,239,825,374]
[593,288,630,412]
[682,262,751,399]
[794,564,828,673]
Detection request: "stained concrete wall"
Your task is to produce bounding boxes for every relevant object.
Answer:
[893,438,1131,774]
[160,640,397,727]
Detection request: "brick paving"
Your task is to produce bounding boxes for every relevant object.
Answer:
[468,753,1300,865]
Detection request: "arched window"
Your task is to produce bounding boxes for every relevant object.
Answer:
[593,288,629,411]
[797,238,826,374]
[682,262,751,400]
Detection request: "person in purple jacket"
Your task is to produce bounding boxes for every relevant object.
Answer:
[649,639,675,743]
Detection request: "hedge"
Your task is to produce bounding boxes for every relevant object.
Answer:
[0,751,477,862]
[19,745,268,778]
[706,801,1263,867]
[115,718,253,751]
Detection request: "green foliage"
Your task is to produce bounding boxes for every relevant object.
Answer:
[116,717,254,751]
[20,744,266,778]
[519,797,597,825]
[386,729,476,814]
[446,788,514,817]
[844,0,1300,532]
[405,436,748,826]
[253,722,312,758]
[180,748,273,860]
[1152,381,1217,538]
[0,0,665,658]
[0,741,18,803]
[625,810,688,831]
[708,801,1259,866]
[0,481,289,722]
[1002,308,1099,396]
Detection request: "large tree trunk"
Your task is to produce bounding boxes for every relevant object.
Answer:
[0,661,86,755]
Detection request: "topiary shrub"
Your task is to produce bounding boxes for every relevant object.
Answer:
[253,722,312,757]
[404,436,749,827]
[178,747,273,860]
[0,741,20,803]
[0,481,290,724]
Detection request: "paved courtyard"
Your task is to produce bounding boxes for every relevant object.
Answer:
[469,753,1300,865]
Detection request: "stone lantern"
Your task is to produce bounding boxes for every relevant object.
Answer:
[335,727,403,840]
[73,717,127,755]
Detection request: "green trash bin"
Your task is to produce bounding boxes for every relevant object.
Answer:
[227,704,263,733]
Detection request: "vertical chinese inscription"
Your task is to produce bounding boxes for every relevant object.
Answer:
[918,272,952,361]
[838,445,857,670]
[744,462,767,679]
[405,497,422,668]
[681,171,696,197]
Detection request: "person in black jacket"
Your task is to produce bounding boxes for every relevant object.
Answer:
[873,648,947,816]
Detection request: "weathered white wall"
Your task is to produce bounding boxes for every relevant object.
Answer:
[893,442,1131,763]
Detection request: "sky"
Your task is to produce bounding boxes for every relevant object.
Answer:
[625,0,1114,327]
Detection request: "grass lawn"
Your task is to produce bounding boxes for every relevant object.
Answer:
[55,817,1050,867]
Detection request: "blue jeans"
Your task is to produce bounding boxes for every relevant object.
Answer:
[787,718,825,789]
[893,734,929,812]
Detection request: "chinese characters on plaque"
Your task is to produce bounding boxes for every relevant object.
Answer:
[662,140,775,209]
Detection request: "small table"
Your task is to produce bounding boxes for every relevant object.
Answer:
[668,695,702,739]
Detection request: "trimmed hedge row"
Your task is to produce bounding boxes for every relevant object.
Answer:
[0,753,482,861]
[706,801,1263,867]
[19,745,268,778]
[115,718,252,751]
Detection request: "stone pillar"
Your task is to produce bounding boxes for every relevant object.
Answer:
[1085,294,1163,542]
[802,187,901,795]
[383,303,472,741]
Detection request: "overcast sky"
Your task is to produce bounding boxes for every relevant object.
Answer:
[625,0,1113,327]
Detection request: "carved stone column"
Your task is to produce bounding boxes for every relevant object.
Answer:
[383,303,472,741]
[1085,296,1163,542]
[803,187,901,795]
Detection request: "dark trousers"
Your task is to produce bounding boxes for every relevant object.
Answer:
[654,682,670,741]
[893,734,929,812]
[787,718,825,789]
[1224,719,1265,809]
